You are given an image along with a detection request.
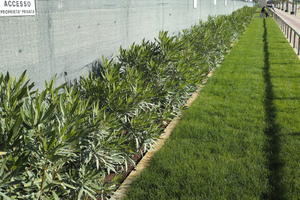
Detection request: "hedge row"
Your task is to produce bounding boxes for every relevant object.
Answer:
[0,7,256,200]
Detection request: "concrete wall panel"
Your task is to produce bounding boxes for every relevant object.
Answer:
[0,0,253,86]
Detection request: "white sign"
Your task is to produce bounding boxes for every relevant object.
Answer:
[0,0,36,16]
[193,0,197,8]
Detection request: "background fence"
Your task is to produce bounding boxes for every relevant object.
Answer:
[272,10,300,55]
[0,0,253,86]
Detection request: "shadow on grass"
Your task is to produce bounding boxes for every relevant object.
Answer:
[262,19,284,200]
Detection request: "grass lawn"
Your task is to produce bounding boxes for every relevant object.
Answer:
[266,18,300,199]
[123,17,300,200]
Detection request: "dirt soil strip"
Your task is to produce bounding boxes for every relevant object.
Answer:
[110,70,214,200]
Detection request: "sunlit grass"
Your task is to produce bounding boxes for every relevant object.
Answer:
[266,18,300,200]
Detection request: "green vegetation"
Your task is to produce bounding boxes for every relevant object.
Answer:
[124,15,269,200]
[265,18,300,200]
[0,7,256,200]
[124,17,300,200]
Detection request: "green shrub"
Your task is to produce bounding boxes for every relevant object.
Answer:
[0,6,256,200]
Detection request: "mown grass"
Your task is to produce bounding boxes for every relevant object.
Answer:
[124,17,270,200]
[265,18,300,200]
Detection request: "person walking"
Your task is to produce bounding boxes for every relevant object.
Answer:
[261,6,269,18]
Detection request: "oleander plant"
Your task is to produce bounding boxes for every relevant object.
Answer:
[0,6,256,200]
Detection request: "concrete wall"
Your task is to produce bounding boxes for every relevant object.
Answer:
[0,0,253,86]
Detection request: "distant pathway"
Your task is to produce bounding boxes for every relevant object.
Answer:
[272,8,300,58]
[274,8,300,33]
